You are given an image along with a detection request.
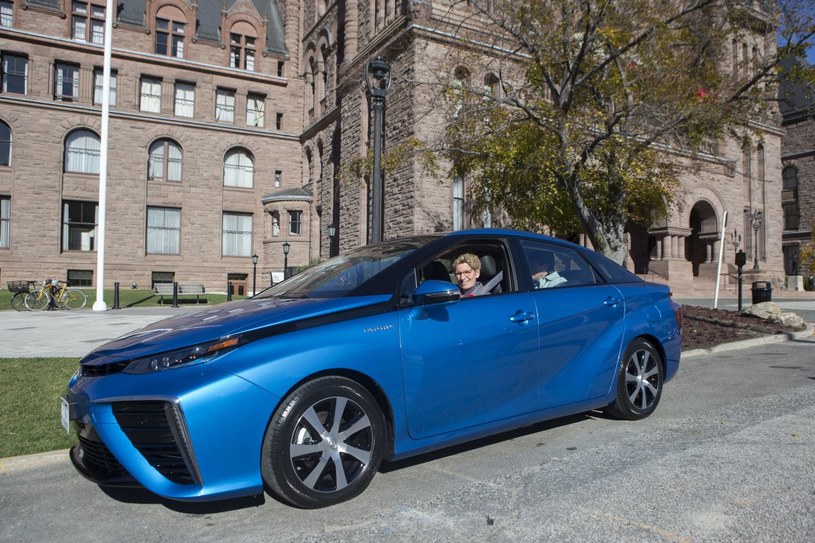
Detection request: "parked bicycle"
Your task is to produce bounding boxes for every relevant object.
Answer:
[7,280,35,311]
[24,279,87,311]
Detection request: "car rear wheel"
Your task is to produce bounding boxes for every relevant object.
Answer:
[261,376,385,508]
[605,338,664,420]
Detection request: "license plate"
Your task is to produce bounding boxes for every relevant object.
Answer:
[61,396,70,433]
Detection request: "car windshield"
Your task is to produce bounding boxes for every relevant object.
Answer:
[257,237,436,298]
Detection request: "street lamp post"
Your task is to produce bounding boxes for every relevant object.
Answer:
[327,224,337,257]
[251,254,258,296]
[750,211,763,271]
[282,241,291,279]
[364,57,392,244]
[730,229,741,252]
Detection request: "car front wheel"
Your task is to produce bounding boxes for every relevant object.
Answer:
[605,338,664,420]
[261,376,385,508]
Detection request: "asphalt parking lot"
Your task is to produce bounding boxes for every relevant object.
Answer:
[1,339,814,542]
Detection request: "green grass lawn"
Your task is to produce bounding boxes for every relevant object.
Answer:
[0,288,247,458]
[0,358,79,458]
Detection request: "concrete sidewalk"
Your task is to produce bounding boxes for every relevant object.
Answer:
[0,306,200,358]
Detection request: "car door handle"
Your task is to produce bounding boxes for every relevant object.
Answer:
[604,296,623,306]
[509,311,536,323]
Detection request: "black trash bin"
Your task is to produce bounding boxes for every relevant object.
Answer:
[751,281,772,304]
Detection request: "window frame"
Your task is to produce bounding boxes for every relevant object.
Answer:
[0,121,10,167]
[288,209,302,235]
[155,16,185,58]
[0,195,10,249]
[246,93,265,127]
[229,32,256,71]
[1,53,28,94]
[222,212,253,257]
[148,139,183,182]
[54,62,80,102]
[140,76,162,113]
[93,67,117,106]
[215,87,236,123]
[174,81,195,117]
[0,0,13,27]
[72,1,105,44]
[146,206,181,255]
[62,200,98,252]
[64,129,100,174]
[223,148,254,188]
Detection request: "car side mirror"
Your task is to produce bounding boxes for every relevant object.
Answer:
[414,280,461,305]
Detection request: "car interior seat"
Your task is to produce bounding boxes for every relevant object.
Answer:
[423,260,451,283]
[479,255,504,293]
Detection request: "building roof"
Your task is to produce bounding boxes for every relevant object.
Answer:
[115,0,286,55]
[262,187,313,204]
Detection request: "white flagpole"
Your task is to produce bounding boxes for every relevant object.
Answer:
[713,210,728,310]
[92,0,114,311]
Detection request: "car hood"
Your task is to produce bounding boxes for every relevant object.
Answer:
[80,295,392,366]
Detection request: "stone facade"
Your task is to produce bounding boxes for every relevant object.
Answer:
[0,0,790,294]
[780,64,815,282]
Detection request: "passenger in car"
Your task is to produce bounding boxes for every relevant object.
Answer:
[453,253,490,297]
[531,252,568,289]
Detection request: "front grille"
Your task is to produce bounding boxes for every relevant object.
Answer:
[112,401,200,485]
[81,361,129,377]
[77,435,128,478]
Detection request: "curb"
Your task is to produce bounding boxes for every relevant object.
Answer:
[0,449,68,474]
[682,323,815,358]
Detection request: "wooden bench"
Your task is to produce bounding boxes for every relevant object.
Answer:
[154,283,206,304]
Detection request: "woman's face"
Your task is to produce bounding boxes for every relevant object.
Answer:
[454,262,480,291]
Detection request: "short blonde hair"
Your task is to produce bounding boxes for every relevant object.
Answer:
[453,253,481,271]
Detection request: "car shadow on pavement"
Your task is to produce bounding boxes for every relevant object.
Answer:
[97,411,605,513]
[99,486,266,513]
[380,412,593,473]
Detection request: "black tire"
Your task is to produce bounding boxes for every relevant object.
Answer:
[11,292,28,311]
[261,376,385,508]
[24,291,51,311]
[605,338,664,420]
[60,289,87,310]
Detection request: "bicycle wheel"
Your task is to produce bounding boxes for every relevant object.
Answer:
[60,289,87,310]
[11,292,29,311]
[24,290,52,311]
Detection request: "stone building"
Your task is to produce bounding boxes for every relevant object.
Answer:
[0,0,788,294]
[780,56,815,285]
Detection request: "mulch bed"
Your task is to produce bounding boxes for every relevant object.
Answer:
[681,305,805,351]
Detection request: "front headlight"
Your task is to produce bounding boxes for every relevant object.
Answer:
[124,337,242,374]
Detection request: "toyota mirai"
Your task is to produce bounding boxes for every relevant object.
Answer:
[64,229,682,508]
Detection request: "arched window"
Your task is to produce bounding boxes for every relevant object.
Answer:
[452,66,470,118]
[453,174,463,230]
[229,21,257,70]
[0,121,11,166]
[224,148,254,188]
[155,5,186,58]
[782,166,800,231]
[64,129,100,174]
[484,73,500,98]
[148,139,182,182]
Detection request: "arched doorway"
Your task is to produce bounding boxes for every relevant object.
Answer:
[686,201,719,277]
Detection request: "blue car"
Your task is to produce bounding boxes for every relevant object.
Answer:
[64,229,682,508]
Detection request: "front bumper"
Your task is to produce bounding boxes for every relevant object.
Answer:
[66,363,281,501]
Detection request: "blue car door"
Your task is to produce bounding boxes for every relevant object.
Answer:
[398,245,541,440]
[521,240,626,409]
